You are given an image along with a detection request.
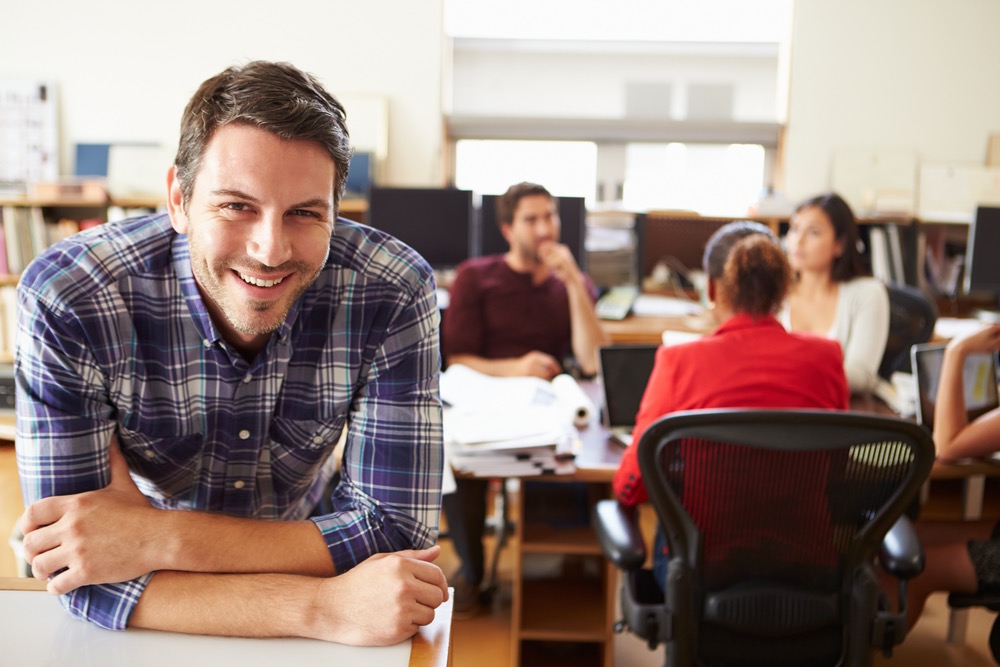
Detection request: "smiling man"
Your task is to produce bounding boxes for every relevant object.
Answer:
[14,61,446,646]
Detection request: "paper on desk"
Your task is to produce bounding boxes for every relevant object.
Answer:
[935,317,992,340]
[630,294,704,317]
[440,364,594,427]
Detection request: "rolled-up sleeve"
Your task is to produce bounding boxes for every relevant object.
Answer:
[15,277,151,630]
[309,278,444,573]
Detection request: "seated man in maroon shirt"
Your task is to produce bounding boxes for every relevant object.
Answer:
[441,181,608,615]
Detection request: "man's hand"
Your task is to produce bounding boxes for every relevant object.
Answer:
[514,350,562,380]
[538,241,582,286]
[308,546,448,646]
[18,438,157,595]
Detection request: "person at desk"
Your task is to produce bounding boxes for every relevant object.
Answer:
[441,181,608,614]
[780,192,889,394]
[901,323,1000,627]
[14,61,447,646]
[614,221,849,588]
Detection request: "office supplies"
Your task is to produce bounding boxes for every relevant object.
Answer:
[595,285,640,320]
[597,344,659,446]
[911,342,999,432]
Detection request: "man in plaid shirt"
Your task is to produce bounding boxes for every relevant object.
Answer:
[15,61,446,646]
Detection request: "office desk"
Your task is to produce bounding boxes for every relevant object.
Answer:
[602,311,714,345]
[0,578,452,667]
[510,384,1000,665]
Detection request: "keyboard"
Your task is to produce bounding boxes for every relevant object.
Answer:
[596,285,640,321]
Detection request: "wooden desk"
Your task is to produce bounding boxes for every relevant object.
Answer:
[509,386,1000,665]
[602,311,714,346]
[0,578,452,667]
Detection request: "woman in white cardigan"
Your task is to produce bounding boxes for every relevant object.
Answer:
[780,192,889,394]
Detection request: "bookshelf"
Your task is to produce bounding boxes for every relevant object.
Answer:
[0,195,163,363]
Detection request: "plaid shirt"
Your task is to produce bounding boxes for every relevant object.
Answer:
[15,213,443,631]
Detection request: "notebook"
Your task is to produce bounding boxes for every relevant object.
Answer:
[910,342,1000,432]
[597,345,660,447]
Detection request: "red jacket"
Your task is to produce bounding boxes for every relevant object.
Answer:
[613,313,849,506]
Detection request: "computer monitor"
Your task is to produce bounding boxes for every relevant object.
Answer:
[366,187,474,270]
[477,194,587,271]
[635,213,730,286]
[964,206,1000,309]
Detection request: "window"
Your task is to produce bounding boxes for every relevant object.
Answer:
[623,143,766,216]
[454,139,598,201]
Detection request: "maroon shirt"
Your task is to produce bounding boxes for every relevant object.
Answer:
[442,255,597,363]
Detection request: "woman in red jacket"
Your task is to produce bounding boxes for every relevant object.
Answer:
[612,220,849,588]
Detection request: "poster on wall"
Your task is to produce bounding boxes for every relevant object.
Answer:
[0,79,58,194]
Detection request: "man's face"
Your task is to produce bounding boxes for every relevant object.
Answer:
[167,123,335,353]
[502,194,560,265]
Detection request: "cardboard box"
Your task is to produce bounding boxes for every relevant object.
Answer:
[30,179,107,203]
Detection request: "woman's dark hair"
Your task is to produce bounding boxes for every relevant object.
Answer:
[794,192,867,282]
[175,61,353,214]
[703,220,791,318]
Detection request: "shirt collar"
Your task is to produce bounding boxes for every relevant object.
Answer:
[713,312,784,336]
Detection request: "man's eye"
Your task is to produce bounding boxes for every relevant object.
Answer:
[291,209,319,218]
[225,202,251,212]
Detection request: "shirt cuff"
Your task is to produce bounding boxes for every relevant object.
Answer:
[60,573,155,631]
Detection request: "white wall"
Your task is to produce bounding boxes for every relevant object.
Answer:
[1,0,445,187]
[784,0,1000,201]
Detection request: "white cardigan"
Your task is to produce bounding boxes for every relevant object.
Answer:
[779,277,889,394]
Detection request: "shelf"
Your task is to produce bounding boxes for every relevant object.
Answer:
[521,522,603,555]
[519,575,608,640]
[519,640,604,667]
[0,196,162,209]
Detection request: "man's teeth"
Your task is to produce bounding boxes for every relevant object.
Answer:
[239,273,284,288]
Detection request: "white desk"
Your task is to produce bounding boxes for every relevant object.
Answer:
[0,579,452,667]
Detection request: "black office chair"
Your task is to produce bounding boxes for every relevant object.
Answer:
[878,283,939,380]
[594,409,935,667]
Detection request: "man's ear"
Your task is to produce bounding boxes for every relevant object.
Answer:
[166,165,189,234]
[499,223,512,245]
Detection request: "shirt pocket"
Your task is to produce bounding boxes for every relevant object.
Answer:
[268,416,346,494]
[115,426,205,502]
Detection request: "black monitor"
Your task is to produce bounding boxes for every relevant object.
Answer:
[477,194,587,271]
[964,206,1000,308]
[366,187,474,270]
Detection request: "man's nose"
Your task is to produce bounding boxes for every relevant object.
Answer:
[247,214,293,267]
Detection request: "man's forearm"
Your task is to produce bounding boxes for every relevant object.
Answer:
[131,571,318,638]
[131,547,448,646]
[154,512,336,577]
[565,280,608,376]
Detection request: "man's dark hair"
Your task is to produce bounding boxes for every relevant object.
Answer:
[174,61,353,213]
[495,182,554,228]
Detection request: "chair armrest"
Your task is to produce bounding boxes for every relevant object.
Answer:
[879,516,924,580]
[593,499,646,571]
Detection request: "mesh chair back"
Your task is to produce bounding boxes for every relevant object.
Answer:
[638,409,934,667]
[879,283,938,380]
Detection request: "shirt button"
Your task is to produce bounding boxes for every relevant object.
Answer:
[233,480,245,490]
[144,449,156,459]
[203,339,212,349]
[312,435,324,445]
[243,374,253,384]
[239,429,251,440]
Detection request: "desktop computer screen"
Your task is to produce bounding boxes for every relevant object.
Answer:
[964,206,1000,309]
[477,194,587,271]
[344,152,372,198]
[366,187,474,270]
